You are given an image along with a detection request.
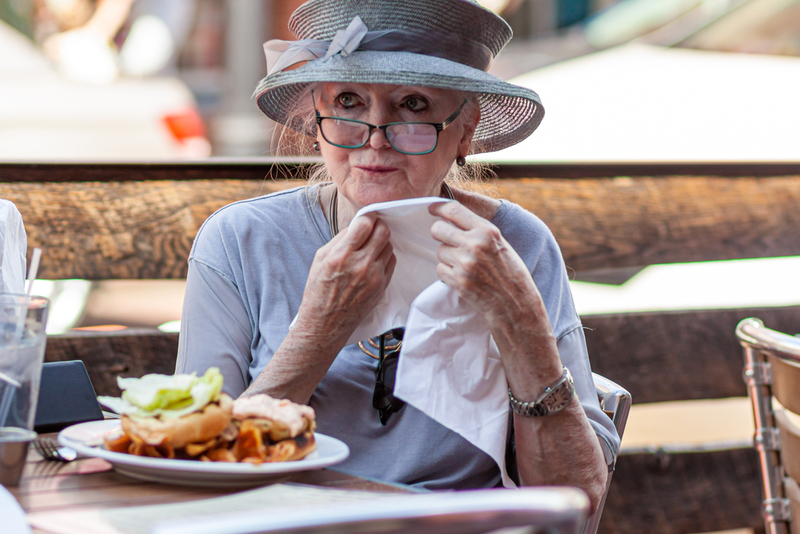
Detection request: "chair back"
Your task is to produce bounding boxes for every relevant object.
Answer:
[582,373,632,534]
[737,317,800,534]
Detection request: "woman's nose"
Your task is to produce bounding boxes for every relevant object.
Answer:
[368,126,392,149]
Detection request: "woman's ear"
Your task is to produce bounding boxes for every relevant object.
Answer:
[459,102,480,156]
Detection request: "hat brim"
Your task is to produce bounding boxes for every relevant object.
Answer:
[254,51,544,154]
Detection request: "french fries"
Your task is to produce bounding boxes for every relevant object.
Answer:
[103,413,316,464]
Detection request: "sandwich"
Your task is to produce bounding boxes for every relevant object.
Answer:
[97,369,317,463]
[225,393,317,463]
[98,368,234,459]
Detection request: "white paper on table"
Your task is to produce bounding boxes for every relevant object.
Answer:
[344,197,516,488]
[26,484,394,534]
[0,484,30,534]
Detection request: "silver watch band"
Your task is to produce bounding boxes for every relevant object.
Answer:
[508,366,575,417]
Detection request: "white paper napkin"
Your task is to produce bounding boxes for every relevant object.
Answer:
[345,197,449,345]
[346,197,515,488]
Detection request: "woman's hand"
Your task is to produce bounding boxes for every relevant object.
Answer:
[296,212,396,346]
[429,200,562,376]
[429,200,562,379]
[429,200,607,511]
[428,201,542,329]
[247,212,395,403]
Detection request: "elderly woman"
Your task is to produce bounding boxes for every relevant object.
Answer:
[176,0,618,509]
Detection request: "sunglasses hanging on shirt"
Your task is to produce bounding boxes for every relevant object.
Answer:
[359,327,406,425]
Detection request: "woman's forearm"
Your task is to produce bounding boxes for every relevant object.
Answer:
[242,325,345,404]
[514,401,608,512]
[244,212,395,404]
[490,294,607,512]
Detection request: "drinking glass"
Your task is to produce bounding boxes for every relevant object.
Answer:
[0,294,48,486]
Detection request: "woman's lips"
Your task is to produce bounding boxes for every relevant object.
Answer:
[355,165,398,174]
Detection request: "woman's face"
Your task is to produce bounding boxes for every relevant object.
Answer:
[314,83,477,211]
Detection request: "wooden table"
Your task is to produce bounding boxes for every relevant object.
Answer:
[9,438,409,534]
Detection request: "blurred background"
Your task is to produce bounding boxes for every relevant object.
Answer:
[3,1,798,329]
[2,0,798,162]
[2,5,799,524]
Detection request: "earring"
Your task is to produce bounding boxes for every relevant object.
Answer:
[456,156,466,167]
[313,141,320,152]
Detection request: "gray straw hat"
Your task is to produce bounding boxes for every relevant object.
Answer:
[254,0,545,154]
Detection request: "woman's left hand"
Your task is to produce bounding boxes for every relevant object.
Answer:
[428,201,541,331]
[428,200,563,392]
[430,200,608,509]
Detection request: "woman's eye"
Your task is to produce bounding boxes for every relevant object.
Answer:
[403,97,428,112]
[336,93,359,107]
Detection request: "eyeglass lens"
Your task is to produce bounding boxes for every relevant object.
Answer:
[372,327,406,425]
[321,120,439,155]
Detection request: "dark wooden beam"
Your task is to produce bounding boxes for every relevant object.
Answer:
[494,175,800,272]
[583,306,800,405]
[43,306,800,404]
[601,445,764,534]
[493,161,800,179]
[3,160,800,182]
[0,160,317,182]
[45,329,179,397]
[5,174,800,279]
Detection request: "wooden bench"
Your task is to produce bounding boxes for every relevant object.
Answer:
[4,160,800,534]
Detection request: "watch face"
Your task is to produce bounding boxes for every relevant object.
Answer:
[543,384,573,411]
[509,368,575,417]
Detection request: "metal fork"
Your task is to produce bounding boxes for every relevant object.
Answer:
[33,436,77,462]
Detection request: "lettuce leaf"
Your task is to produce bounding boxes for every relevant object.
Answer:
[97,368,223,420]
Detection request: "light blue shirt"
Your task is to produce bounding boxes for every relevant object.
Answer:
[176,184,619,489]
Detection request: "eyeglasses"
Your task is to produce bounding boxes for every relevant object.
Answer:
[363,327,406,425]
[313,95,467,155]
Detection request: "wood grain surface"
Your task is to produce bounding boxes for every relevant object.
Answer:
[45,305,800,402]
[4,173,800,279]
[601,446,764,534]
[11,442,409,534]
[494,175,800,272]
[0,179,300,280]
[45,329,179,396]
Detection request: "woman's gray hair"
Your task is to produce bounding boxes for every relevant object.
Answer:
[273,85,495,191]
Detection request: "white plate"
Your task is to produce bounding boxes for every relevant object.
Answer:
[58,420,349,488]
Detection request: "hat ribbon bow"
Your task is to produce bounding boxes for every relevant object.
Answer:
[263,15,493,75]
[264,16,373,75]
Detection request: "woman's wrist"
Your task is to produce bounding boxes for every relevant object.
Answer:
[488,293,565,395]
[245,320,346,403]
[292,302,357,348]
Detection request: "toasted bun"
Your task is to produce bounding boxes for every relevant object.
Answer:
[122,394,233,449]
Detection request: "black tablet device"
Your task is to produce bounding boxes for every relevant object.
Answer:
[34,360,105,433]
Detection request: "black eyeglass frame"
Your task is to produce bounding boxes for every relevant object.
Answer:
[313,95,468,155]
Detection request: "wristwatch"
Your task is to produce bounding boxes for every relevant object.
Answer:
[508,366,575,417]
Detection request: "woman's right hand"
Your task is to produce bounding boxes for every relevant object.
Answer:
[295,212,396,345]
[245,212,394,403]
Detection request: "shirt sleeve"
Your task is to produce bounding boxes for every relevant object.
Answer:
[558,327,621,468]
[175,259,253,398]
